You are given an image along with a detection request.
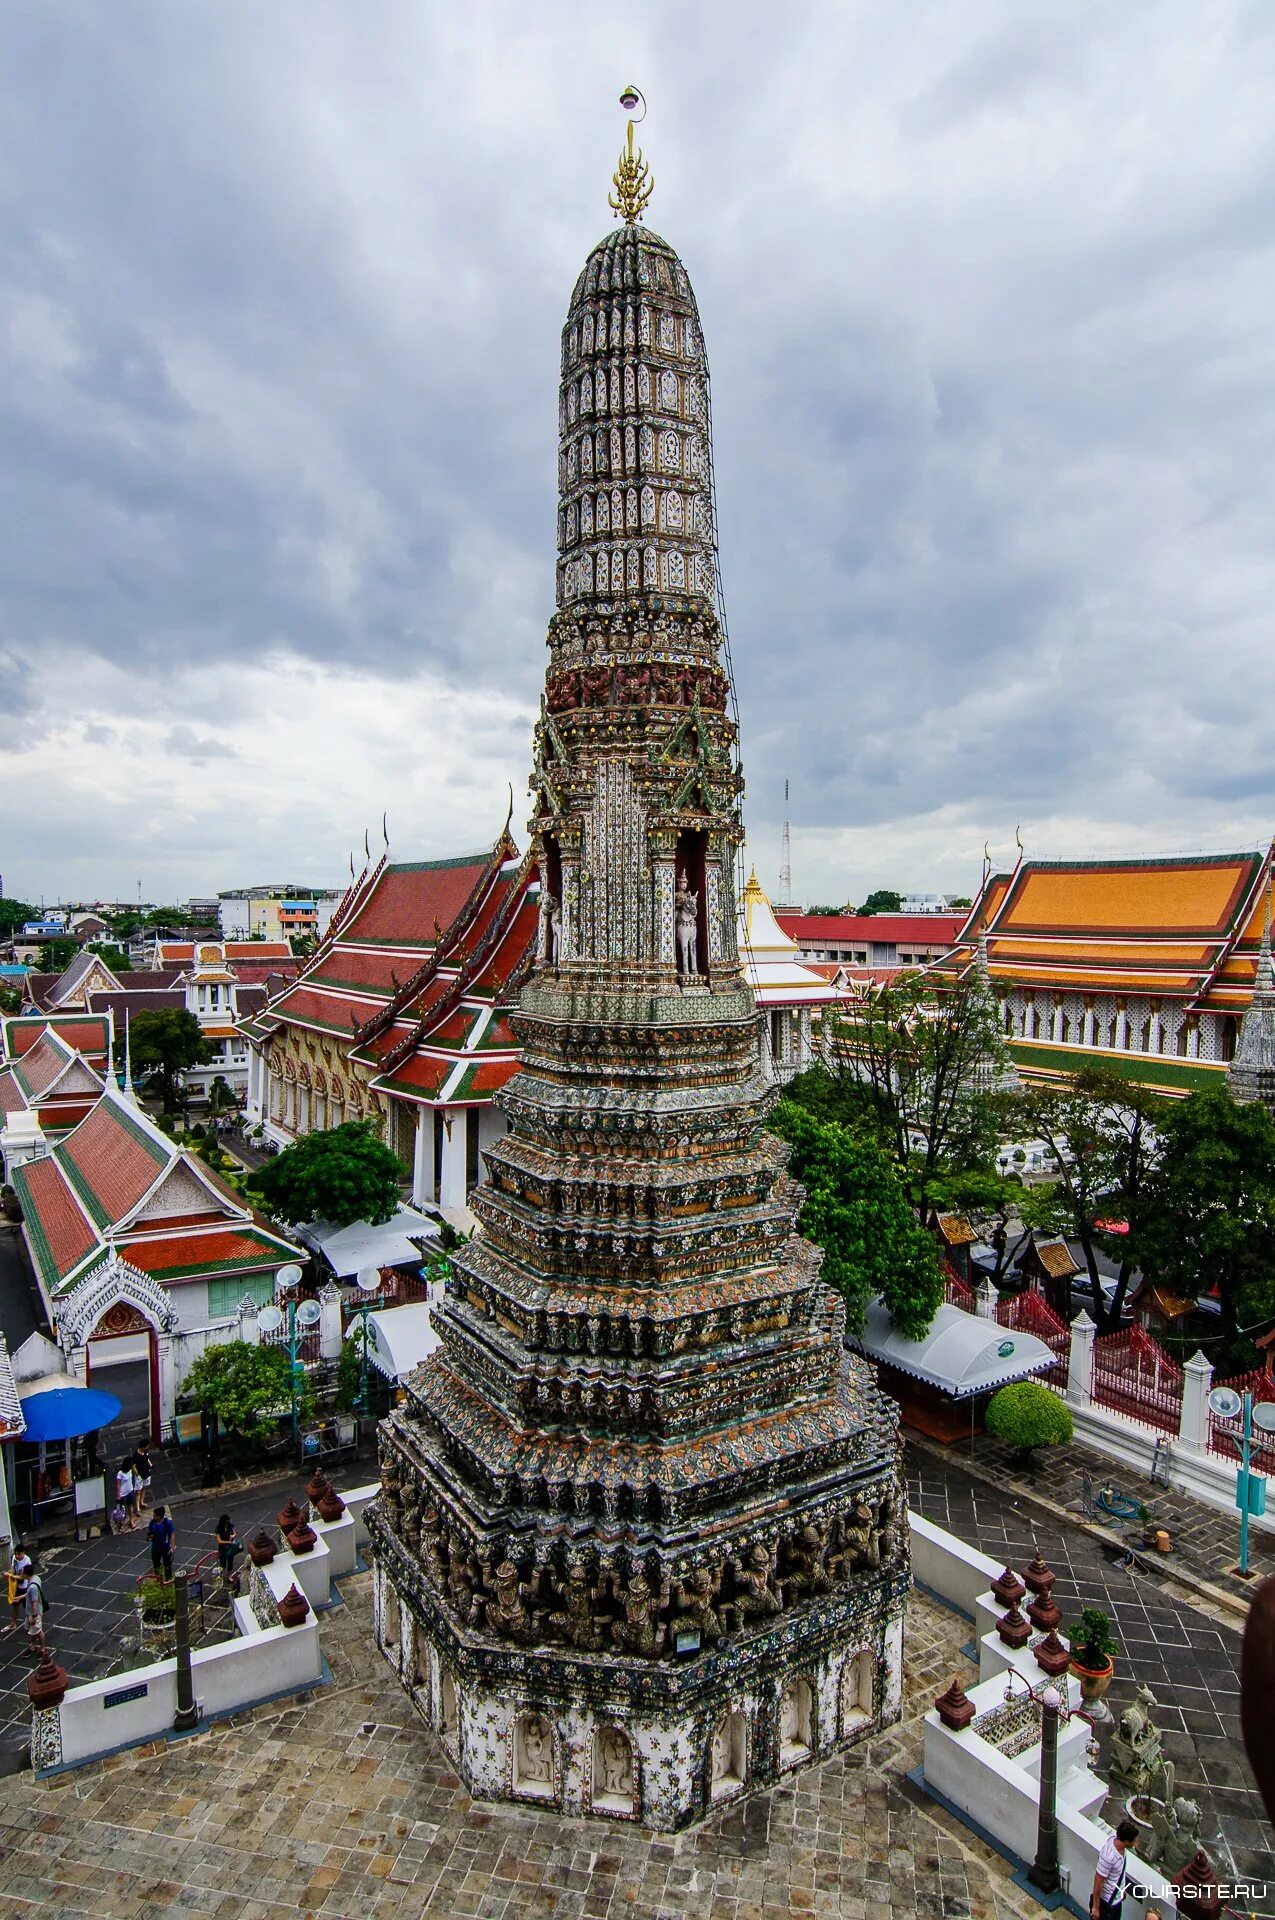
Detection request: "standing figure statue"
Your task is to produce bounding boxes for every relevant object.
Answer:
[675,870,699,978]
[541,890,561,969]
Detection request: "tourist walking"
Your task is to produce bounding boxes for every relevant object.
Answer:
[114,1461,137,1530]
[213,1515,240,1595]
[130,1441,153,1514]
[5,1543,32,1631]
[23,1570,47,1651]
[147,1505,175,1581]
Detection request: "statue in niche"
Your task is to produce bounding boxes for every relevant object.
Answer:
[541,890,562,968]
[596,1727,633,1801]
[478,1561,538,1644]
[710,1714,736,1785]
[516,1714,554,1787]
[546,1553,608,1651]
[728,1543,783,1629]
[582,662,611,705]
[675,871,699,977]
[779,1679,808,1752]
[610,1569,670,1657]
[671,1563,726,1642]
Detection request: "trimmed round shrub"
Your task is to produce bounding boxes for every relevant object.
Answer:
[984,1381,1073,1459]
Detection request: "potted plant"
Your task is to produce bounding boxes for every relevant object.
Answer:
[1136,1503,1159,1548]
[1070,1606,1118,1704]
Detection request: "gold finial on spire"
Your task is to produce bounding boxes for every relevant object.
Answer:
[610,84,653,224]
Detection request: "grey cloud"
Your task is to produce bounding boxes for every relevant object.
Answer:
[163,725,238,762]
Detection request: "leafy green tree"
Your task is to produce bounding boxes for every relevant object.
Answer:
[181,1340,314,1443]
[770,1099,943,1337]
[926,1163,1028,1286]
[0,899,36,941]
[1132,1085,1275,1367]
[984,1380,1073,1461]
[251,1120,402,1227]
[87,942,128,969]
[858,888,903,916]
[128,1007,212,1113]
[0,982,22,1016]
[37,937,79,973]
[1010,1069,1166,1331]
[206,1075,239,1120]
[948,895,973,910]
[821,970,1008,1221]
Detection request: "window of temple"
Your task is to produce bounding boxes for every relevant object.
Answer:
[709,1710,748,1800]
[841,1648,875,1732]
[779,1676,814,1766]
[513,1712,557,1799]
[659,311,677,351]
[1220,1019,1236,1062]
[591,1725,636,1815]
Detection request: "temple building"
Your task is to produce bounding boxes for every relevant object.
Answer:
[0,1012,114,1178]
[7,1082,300,1434]
[938,846,1275,1100]
[738,869,841,1075]
[367,123,906,1830]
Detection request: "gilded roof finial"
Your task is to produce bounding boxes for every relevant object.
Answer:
[610,84,653,224]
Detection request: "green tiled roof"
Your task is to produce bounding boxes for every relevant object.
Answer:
[1008,1040,1226,1095]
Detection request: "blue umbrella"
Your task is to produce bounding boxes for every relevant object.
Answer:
[18,1385,122,1442]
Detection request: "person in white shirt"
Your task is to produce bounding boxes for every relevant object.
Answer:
[1091,1819,1140,1920]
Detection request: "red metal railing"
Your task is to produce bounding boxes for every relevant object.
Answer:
[1207,1369,1275,1476]
[995,1289,1070,1387]
[1092,1325,1183,1435]
[942,1261,975,1313]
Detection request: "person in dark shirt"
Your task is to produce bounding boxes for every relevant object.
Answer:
[147,1506,175,1580]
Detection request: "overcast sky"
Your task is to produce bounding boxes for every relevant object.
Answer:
[4,2,1275,911]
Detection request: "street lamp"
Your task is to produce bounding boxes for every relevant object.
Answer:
[260,1287,320,1453]
[1207,1385,1275,1576]
[353,1266,382,1413]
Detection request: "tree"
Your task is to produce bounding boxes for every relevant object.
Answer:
[1009,1069,1166,1331]
[0,898,36,941]
[985,1380,1073,1462]
[926,1163,1029,1286]
[820,971,1009,1221]
[206,1075,239,1121]
[181,1340,314,1444]
[948,895,973,910]
[858,889,902,917]
[251,1120,401,1227]
[0,982,22,1016]
[770,1099,943,1337]
[128,1008,212,1113]
[1132,1085,1275,1367]
[37,937,78,973]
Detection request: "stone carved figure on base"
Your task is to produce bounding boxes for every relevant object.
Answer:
[671,1563,725,1643]
[547,1553,608,1651]
[1141,1760,1205,1875]
[727,1543,782,1629]
[595,1726,634,1803]
[480,1561,538,1644]
[1108,1683,1162,1799]
[514,1713,555,1792]
[541,891,562,968]
[610,1570,670,1657]
[675,871,699,977]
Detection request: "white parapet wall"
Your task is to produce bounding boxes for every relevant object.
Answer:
[909,1512,1003,1620]
[923,1668,1176,1919]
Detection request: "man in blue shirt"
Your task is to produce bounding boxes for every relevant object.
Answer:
[147,1506,175,1580]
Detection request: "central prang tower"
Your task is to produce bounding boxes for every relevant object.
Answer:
[368,109,908,1830]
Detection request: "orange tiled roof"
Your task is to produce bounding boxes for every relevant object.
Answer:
[343,855,494,946]
[12,1155,97,1284]
[997,855,1261,938]
[3,1012,111,1066]
[58,1099,170,1226]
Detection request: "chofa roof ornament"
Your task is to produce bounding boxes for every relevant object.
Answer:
[609,83,653,224]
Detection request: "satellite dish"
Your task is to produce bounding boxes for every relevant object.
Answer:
[296,1298,322,1328]
[258,1304,284,1334]
[1208,1386,1243,1421]
[1253,1401,1275,1435]
[276,1263,303,1291]
[356,1265,382,1294]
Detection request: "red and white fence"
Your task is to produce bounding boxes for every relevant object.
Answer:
[1090,1325,1184,1436]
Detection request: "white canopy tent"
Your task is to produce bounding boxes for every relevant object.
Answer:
[295,1206,439,1280]
[365,1300,441,1383]
[851,1300,1057,1401]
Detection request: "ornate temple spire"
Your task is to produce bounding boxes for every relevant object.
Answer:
[1229,865,1275,1111]
[608,85,654,224]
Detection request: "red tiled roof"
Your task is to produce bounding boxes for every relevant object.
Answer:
[0,1068,26,1118]
[13,1155,97,1284]
[345,856,493,945]
[231,960,299,986]
[59,1099,170,1226]
[13,1032,78,1100]
[307,948,413,995]
[774,912,965,945]
[267,985,377,1035]
[449,1058,519,1102]
[123,1227,288,1279]
[372,1054,455,1099]
[159,941,292,965]
[4,1012,111,1064]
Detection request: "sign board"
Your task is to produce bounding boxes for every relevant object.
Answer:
[74,1474,106,1517]
[103,1682,148,1710]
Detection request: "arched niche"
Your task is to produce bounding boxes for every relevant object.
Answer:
[512,1711,556,1801]
[778,1676,814,1767]
[591,1724,636,1816]
[439,1666,458,1744]
[709,1709,748,1802]
[841,1648,875,1734]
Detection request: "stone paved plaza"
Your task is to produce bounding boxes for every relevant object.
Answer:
[0,1574,1041,1920]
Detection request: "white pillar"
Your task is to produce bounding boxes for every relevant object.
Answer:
[1066,1310,1096,1409]
[1082,1002,1095,1048]
[318,1279,344,1363]
[975,1277,997,1320]
[1178,1349,1214,1455]
[156,1331,176,1438]
[1051,999,1063,1043]
[439,1109,468,1209]
[237,1298,261,1346]
[1150,1005,1163,1055]
[414,1105,435,1205]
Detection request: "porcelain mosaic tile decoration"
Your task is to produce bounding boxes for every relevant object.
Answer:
[367,135,907,1832]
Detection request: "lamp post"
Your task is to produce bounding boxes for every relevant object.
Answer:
[173,1572,199,1733]
[1208,1386,1275,1576]
[1028,1684,1063,1894]
[353,1266,383,1413]
[260,1273,318,1457]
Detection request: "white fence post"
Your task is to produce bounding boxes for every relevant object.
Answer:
[975,1277,997,1320]
[319,1280,344,1363]
[1178,1349,1213,1455]
[1067,1310,1095,1409]
[237,1298,261,1347]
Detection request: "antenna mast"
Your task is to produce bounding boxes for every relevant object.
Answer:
[778,779,792,908]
